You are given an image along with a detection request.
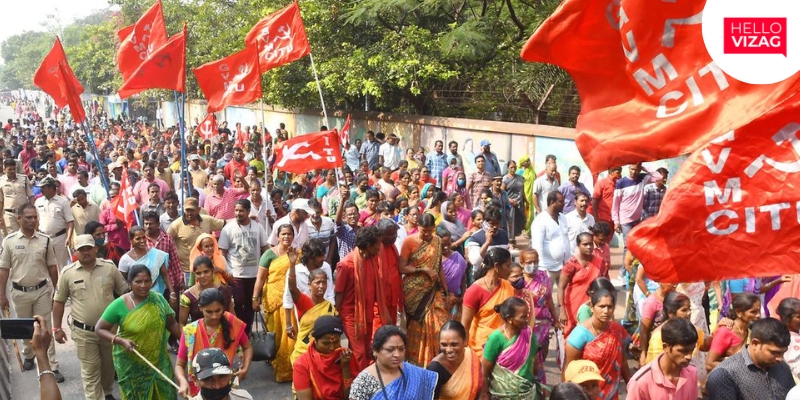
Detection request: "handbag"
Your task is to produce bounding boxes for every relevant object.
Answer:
[250,311,276,361]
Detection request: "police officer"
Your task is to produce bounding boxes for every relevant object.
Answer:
[0,203,63,381]
[34,176,74,270]
[53,234,128,400]
[0,158,34,235]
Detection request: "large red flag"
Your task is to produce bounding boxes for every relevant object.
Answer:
[56,63,87,124]
[628,99,800,284]
[197,114,219,140]
[116,0,168,80]
[520,0,800,173]
[193,46,262,113]
[118,25,187,99]
[245,1,311,73]
[33,38,84,110]
[110,168,139,228]
[339,114,351,145]
[273,130,343,173]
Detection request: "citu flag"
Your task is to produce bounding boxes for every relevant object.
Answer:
[193,46,262,113]
[118,24,187,99]
[628,97,800,283]
[197,113,219,140]
[520,0,800,173]
[245,1,311,73]
[110,168,139,229]
[33,37,85,119]
[339,114,351,145]
[116,0,168,81]
[273,130,343,173]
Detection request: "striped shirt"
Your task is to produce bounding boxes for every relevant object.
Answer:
[611,171,660,225]
[641,183,667,220]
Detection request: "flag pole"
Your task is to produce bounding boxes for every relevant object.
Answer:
[308,53,329,129]
[80,121,111,198]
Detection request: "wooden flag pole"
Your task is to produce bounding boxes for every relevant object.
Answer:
[308,53,329,129]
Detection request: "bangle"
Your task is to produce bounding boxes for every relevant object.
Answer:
[169,292,177,298]
[286,325,293,331]
[38,370,55,380]
[52,327,62,333]
[252,297,261,301]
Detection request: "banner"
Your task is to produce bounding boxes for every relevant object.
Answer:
[110,168,139,229]
[520,0,800,173]
[33,38,84,113]
[198,114,218,140]
[117,0,168,81]
[118,25,187,99]
[628,99,800,283]
[245,1,311,73]
[193,46,262,113]
[273,130,343,173]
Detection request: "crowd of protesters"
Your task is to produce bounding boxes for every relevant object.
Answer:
[0,96,799,400]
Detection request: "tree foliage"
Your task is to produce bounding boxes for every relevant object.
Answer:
[2,0,578,125]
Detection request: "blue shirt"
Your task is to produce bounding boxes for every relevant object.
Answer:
[482,152,501,177]
[425,151,448,187]
[558,182,591,214]
[359,140,380,170]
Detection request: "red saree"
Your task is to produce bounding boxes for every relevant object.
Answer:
[583,322,628,400]
[563,256,603,336]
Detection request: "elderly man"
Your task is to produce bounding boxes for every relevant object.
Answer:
[480,140,501,177]
[53,234,128,400]
[0,203,62,381]
[34,176,74,269]
[187,154,208,190]
[205,174,249,222]
[167,197,225,285]
[0,158,34,235]
[378,133,402,171]
[267,198,314,248]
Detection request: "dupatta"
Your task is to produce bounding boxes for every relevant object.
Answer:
[402,236,443,321]
[440,348,482,400]
[489,327,539,400]
[291,300,337,364]
[307,346,353,400]
[182,312,246,396]
[189,233,229,284]
[138,248,170,294]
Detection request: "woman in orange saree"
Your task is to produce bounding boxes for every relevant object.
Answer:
[460,247,515,358]
[427,321,482,400]
[399,213,451,367]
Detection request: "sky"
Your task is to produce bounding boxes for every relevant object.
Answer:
[0,0,115,63]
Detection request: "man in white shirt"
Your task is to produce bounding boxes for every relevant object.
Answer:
[531,191,570,294]
[565,192,596,254]
[267,198,313,248]
[378,133,402,170]
[246,180,276,237]
[282,239,335,310]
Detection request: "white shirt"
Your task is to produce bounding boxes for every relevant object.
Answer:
[306,217,337,257]
[530,212,570,271]
[378,142,401,170]
[247,194,277,236]
[565,210,595,255]
[268,215,309,248]
[282,262,335,309]
[218,220,269,278]
[533,175,560,212]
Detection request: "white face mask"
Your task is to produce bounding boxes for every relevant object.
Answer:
[523,263,539,275]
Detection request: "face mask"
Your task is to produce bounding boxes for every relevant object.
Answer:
[94,237,106,247]
[200,385,232,400]
[414,154,424,161]
[457,179,465,186]
[523,263,539,275]
[510,278,525,290]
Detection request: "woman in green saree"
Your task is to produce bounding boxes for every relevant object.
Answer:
[480,297,541,400]
[96,264,183,400]
[517,155,536,236]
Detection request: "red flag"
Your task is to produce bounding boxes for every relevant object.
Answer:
[118,25,187,99]
[520,0,800,173]
[197,114,218,140]
[116,0,168,81]
[628,99,800,283]
[339,114,351,145]
[193,46,262,113]
[273,130,343,173]
[245,1,311,73]
[56,62,86,124]
[33,38,84,110]
[109,168,139,228]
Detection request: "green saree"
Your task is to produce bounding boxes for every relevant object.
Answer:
[100,292,176,400]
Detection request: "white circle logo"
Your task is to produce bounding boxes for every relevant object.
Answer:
[703,0,800,84]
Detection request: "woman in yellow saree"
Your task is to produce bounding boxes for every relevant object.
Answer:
[460,247,515,358]
[286,253,337,363]
[96,264,183,400]
[253,224,297,382]
[399,213,451,367]
[427,321,482,400]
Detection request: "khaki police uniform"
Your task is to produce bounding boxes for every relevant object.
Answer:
[0,174,33,233]
[71,202,101,243]
[34,194,74,269]
[0,230,59,368]
[54,258,128,400]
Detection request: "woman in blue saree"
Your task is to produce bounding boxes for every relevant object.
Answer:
[349,325,439,400]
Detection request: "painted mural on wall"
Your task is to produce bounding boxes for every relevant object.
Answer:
[534,136,594,189]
